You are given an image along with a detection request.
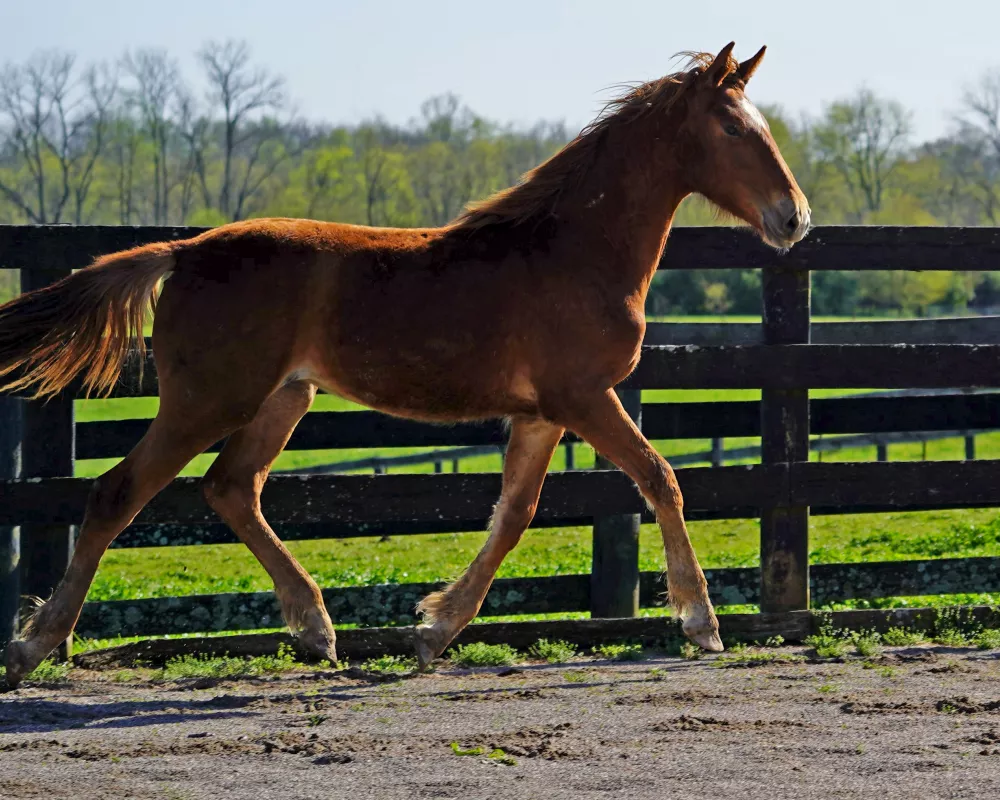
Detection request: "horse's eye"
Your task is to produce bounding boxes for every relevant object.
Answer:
[724,123,741,137]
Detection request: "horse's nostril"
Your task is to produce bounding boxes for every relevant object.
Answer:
[785,212,800,233]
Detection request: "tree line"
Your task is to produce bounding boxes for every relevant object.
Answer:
[2,41,999,317]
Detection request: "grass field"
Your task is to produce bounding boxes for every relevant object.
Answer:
[87,509,1000,613]
[63,313,1000,620]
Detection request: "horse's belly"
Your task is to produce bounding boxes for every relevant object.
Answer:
[300,343,537,422]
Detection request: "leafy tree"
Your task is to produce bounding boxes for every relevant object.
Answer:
[813,88,913,221]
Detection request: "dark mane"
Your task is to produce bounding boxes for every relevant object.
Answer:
[448,52,741,232]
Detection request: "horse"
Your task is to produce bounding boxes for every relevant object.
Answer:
[1,42,810,689]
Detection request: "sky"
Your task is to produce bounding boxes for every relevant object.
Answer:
[3,0,999,143]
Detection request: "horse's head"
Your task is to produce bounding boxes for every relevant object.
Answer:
[677,43,811,249]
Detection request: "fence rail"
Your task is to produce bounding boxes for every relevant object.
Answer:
[3,224,1000,272]
[5,460,1000,527]
[3,225,1000,649]
[72,393,1000,460]
[75,556,1000,639]
[273,427,991,477]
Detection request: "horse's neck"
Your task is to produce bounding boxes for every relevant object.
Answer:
[555,129,688,299]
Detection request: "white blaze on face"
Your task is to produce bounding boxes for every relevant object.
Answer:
[738,96,769,133]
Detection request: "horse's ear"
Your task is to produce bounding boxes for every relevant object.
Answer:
[738,46,766,84]
[702,42,736,88]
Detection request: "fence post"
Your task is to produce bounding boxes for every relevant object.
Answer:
[759,267,810,613]
[19,267,77,662]
[965,434,976,461]
[710,438,724,467]
[0,395,21,652]
[590,388,641,618]
[876,441,888,462]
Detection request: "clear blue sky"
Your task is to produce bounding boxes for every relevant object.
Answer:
[4,0,998,142]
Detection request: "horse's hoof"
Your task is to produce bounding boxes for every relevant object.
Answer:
[4,640,32,690]
[682,610,724,653]
[687,628,724,652]
[413,624,447,671]
[297,626,338,665]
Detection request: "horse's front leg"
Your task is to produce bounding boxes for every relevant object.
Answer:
[556,388,722,651]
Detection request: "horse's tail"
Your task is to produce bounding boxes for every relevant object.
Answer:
[0,242,178,399]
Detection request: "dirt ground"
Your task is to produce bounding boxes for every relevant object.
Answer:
[2,645,1000,800]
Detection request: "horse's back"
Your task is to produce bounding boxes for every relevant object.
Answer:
[149,217,537,420]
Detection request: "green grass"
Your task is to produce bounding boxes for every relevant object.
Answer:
[0,659,72,684]
[449,743,515,765]
[85,507,1000,611]
[486,748,517,766]
[804,633,850,659]
[679,642,702,660]
[713,645,806,666]
[448,642,519,667]
[450,742,483,756]
[882,627,926,646]
[928,607,986,646]
[932,628,972,647]
[591,642,645,661]
[797,615,995,659]
[155,644,301,680]
[528,638,578,663]
[360,654,417,673]
[853,633,883,658]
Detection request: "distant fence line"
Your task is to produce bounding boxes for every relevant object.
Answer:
[278,425,995,476]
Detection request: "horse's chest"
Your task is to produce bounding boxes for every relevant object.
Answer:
[544,305,644,387]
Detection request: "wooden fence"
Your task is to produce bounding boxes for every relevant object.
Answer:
[3,225,1000,653]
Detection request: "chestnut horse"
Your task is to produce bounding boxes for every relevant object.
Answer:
[1,43,809,688]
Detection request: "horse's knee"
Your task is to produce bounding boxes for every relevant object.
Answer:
[85,471,135,529]
[507,497,538,532]
[643,457,683,512]
[202,471,257,518]
[490,496,537,551]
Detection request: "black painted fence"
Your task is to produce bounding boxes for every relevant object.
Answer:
[3,225,1000,648]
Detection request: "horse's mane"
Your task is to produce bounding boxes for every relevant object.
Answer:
[448,52,741,232]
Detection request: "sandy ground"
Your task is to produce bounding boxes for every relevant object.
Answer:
[2,645,1000,800]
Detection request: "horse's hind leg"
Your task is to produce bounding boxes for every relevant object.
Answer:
[201,380,337,663]
[414,417,564,668]
[4,406,242,689]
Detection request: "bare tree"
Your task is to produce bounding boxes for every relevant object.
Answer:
[961,69,1000,152]
[122,49,184,223]
[418,93,476,145]
[933,135,1000,225]
[0,51,117,223]
[107,113,141,224]
[813,88,913,221]
[70,63,117,223]
[953,69,1000,223]
[176,88,213,218]
[356,125,392,226]
[195,40,290,220]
